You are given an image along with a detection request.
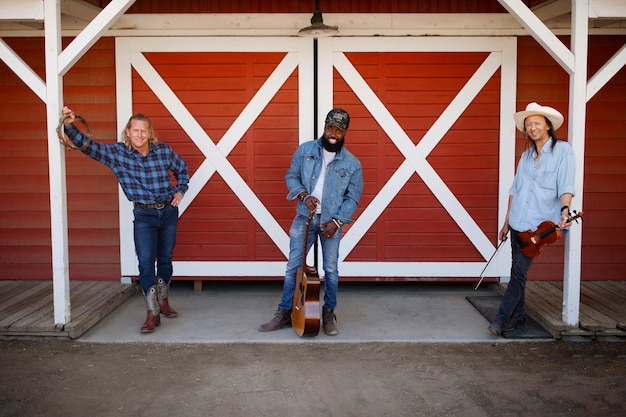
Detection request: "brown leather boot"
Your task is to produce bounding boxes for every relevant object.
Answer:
[157,277,178,318]
[258,309,292,332]
[140,286,161,333]
[323,308,338,336]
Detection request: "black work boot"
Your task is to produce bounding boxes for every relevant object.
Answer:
[487,320,503,336]
[258,309,292,332]
[322,308,338,336]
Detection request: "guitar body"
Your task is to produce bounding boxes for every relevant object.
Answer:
[292,265,321,337]
[291,211,321,337]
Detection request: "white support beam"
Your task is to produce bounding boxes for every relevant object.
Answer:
[0,0,44,21]
[43,0,133,325]
[587,43,626,100]
[44,0,70,326]
[498,0,575,73]
[497,37,518,279]
[589,0,626,18]
[1,13,625,37]
[563,0,589,327]
[0,38,46,101]
[58,0,134,76]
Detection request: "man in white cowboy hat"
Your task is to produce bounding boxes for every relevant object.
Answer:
[488,102,576,337]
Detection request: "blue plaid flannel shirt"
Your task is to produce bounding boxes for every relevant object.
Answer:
[65,123,189,204]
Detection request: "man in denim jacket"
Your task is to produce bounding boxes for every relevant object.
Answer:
[259,108,363,335]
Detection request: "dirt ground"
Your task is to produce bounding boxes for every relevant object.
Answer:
[0,340,625,417]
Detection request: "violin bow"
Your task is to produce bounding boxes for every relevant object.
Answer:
[473,231,509,291]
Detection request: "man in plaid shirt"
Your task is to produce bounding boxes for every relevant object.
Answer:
[62,106,189,333]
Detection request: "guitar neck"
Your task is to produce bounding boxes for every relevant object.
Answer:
[301,211,315,269]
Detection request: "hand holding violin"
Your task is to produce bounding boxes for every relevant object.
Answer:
[558,207,573,229]
[519,210,583,258]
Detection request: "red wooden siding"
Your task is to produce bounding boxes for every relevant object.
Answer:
[84,0,509,14]
[517,36,626,281]
[0,37,120,280]
[1,35,625,281]
[0,37,50,280]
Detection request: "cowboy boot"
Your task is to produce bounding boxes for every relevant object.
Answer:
[140,285,161,333]
[157,277,178,318]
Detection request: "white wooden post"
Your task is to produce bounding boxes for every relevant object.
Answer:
[562,0,589,327]
[43,0,137,325]
[497,37,517,280]
[498,0,586,328]
[44,0,70,325]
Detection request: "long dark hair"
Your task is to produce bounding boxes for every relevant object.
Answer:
[524,116,558,155]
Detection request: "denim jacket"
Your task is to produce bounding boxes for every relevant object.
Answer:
[286,138,363,224]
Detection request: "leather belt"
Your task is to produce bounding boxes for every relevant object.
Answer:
[134,201,169,209]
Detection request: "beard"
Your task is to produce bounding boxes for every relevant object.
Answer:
[321,134,345,153]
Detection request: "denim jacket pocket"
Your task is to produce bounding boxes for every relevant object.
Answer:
[335,167,350,178]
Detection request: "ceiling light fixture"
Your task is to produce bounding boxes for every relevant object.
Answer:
[298,0,338,38]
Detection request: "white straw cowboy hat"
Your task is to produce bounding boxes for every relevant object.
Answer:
[513,102,564,132]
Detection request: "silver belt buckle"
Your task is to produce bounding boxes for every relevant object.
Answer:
[155,202,166,209]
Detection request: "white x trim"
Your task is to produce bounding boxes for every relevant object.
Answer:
[116,37,313,277]
[317,37,517,277]
[116,36,517,279]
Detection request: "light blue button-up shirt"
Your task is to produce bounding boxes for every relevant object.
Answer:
[508,139,575,232]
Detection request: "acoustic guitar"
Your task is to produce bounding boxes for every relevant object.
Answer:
[518,211,583,258]
[292,211,321,337]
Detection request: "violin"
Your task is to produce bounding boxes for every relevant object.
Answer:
[518,211,583,258]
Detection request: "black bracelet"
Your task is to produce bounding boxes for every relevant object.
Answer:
[560,205,569,213]
[299,193,308,201]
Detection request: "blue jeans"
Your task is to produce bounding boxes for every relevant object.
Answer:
[278,213,341,311]
[133,204,179,293]
[494,229,534,326]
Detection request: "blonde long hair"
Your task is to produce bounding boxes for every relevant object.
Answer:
[121,113,158,148]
